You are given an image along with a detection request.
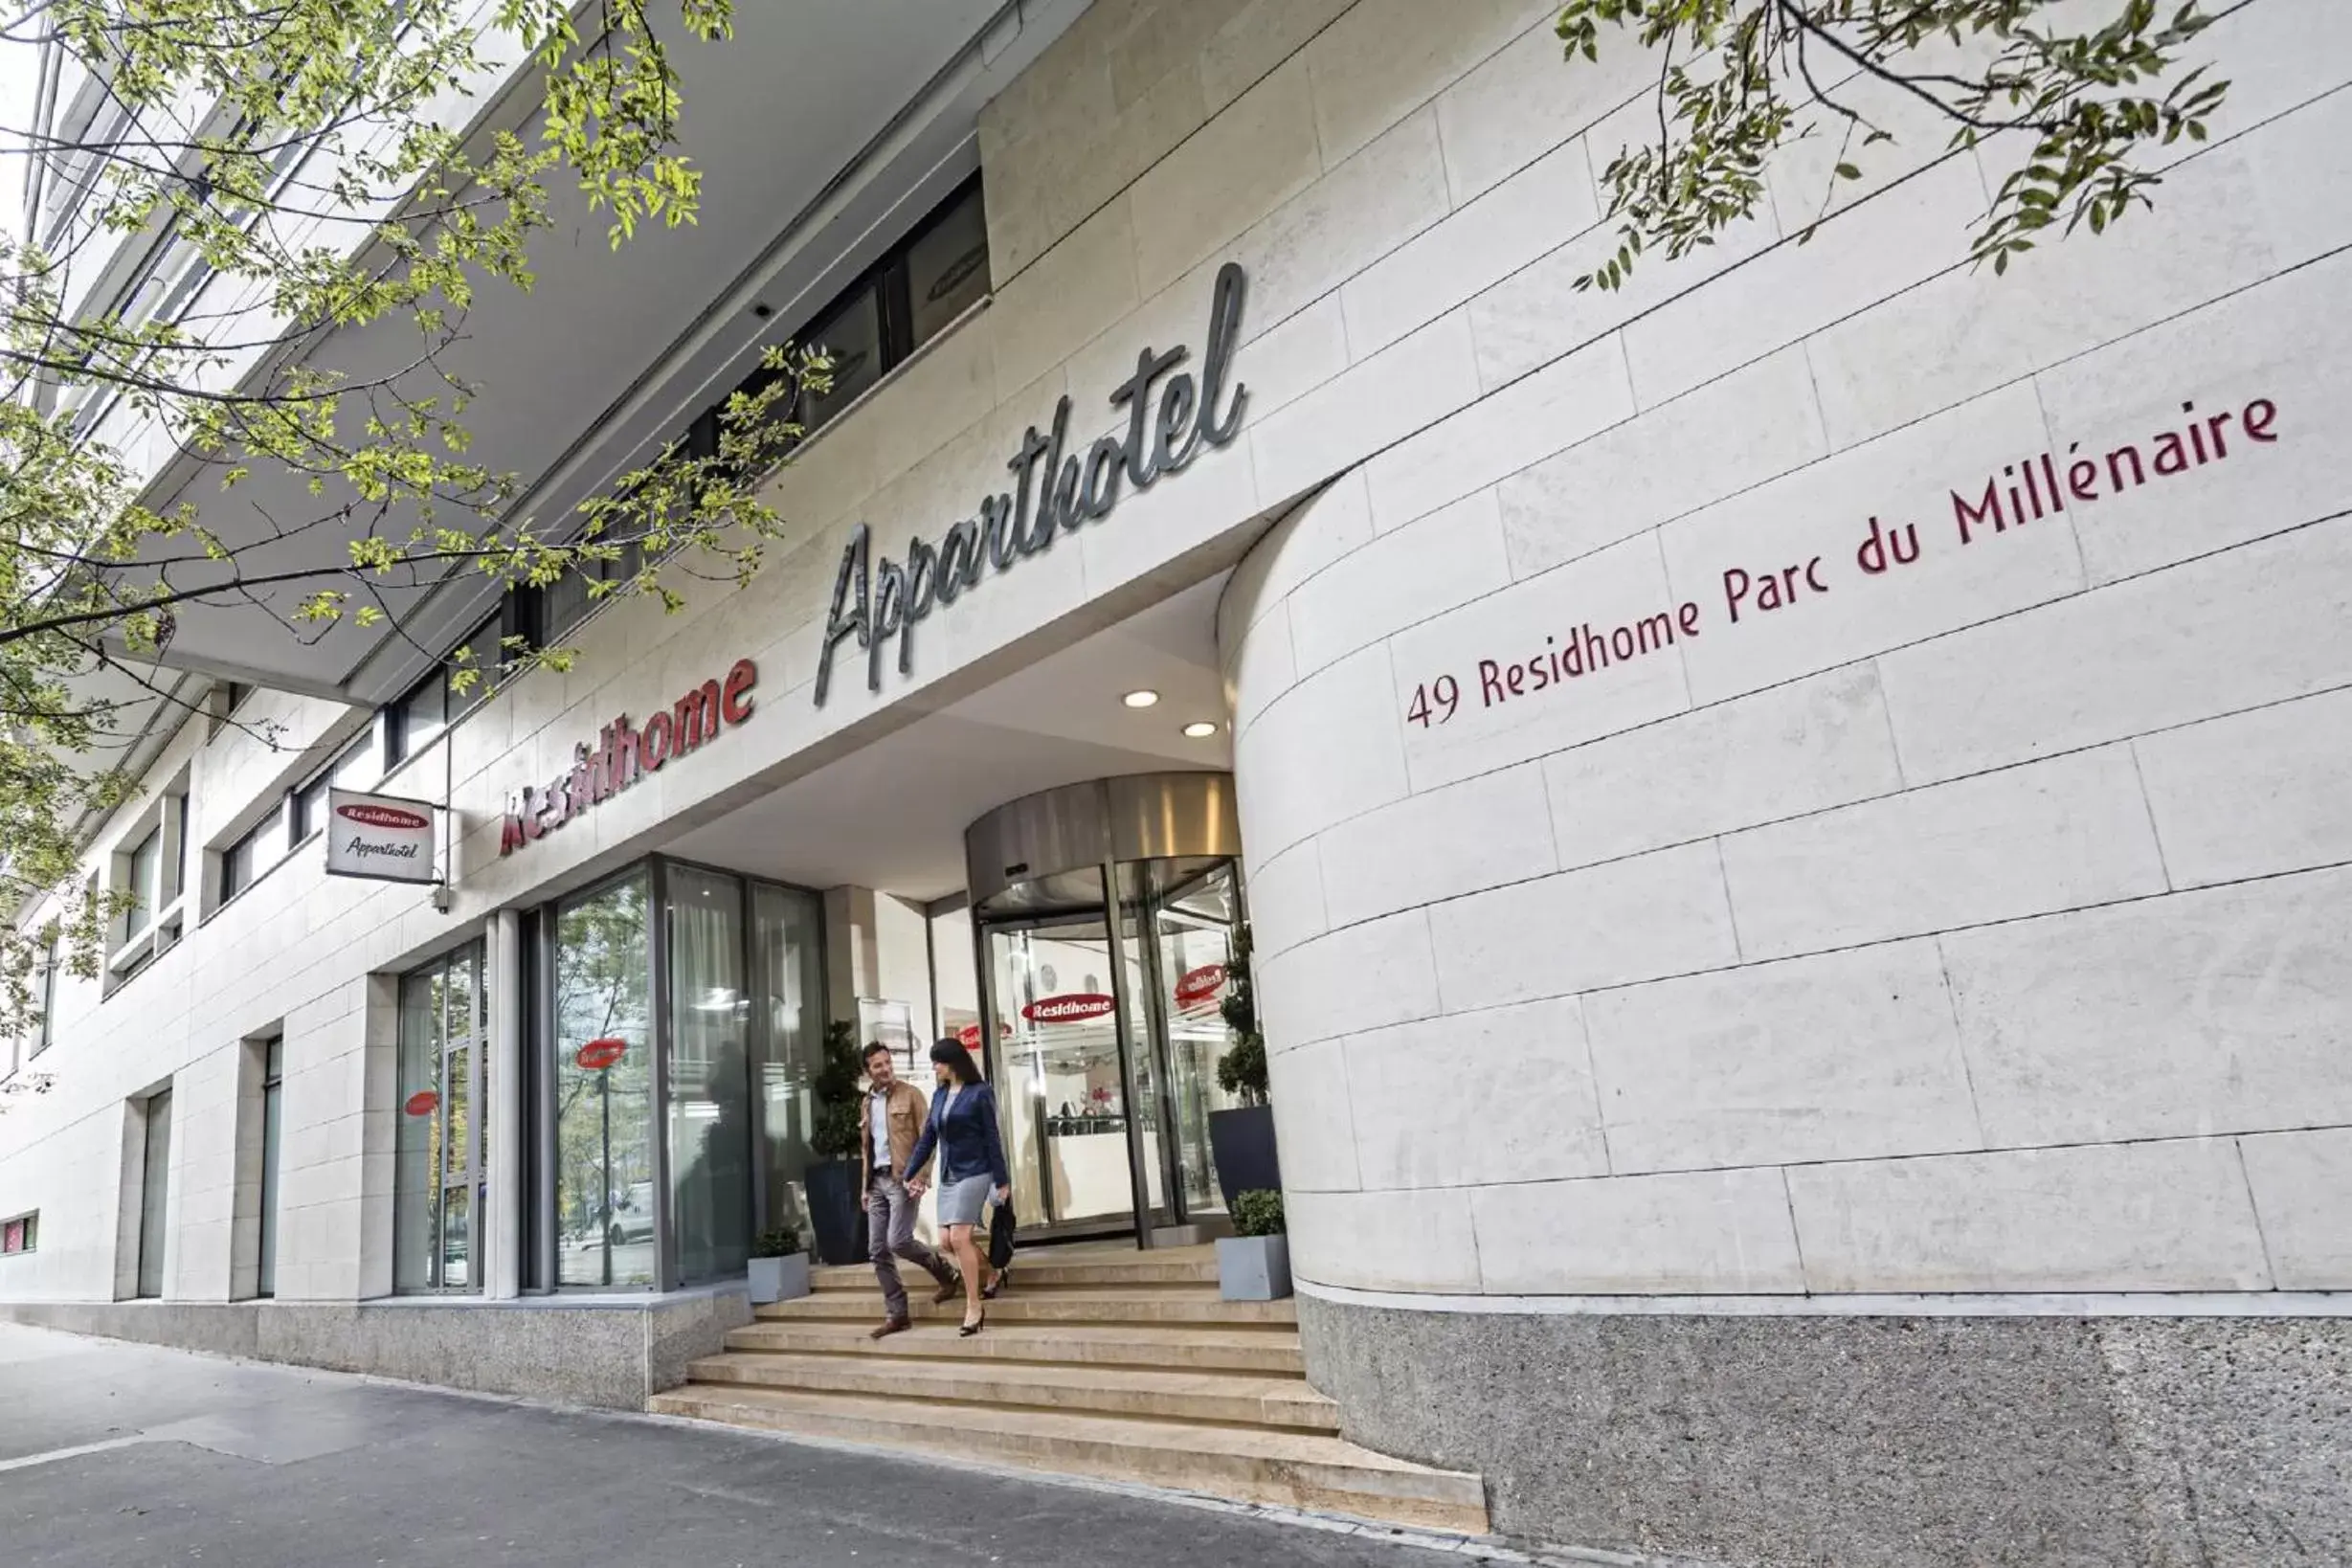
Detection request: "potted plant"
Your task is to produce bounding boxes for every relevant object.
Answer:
[1217,1190,1290,1301]
[748,1225,809,1305]
[1208,921,1282,1210]
[804,1019,866,1266]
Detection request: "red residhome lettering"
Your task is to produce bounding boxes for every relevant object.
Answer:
[1953,393,2280,544]
[499,659,758,856]
[1475,601,1703,708]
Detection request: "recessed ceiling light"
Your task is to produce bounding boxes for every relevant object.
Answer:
[1182,721,1218,739]
[1122,689,1160,708]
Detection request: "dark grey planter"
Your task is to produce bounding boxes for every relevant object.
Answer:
[1217,1234,1291,1301]
[1207,1104,1281,1211]
[748,1252,810,1306]
[804,1160,861,1266]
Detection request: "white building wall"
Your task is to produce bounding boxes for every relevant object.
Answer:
[0,0,2340,1336]
[1214,0,2352,1300]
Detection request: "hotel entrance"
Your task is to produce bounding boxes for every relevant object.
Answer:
[965,773,1246,1247]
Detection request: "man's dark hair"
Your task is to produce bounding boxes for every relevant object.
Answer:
[862,1041,893,1063]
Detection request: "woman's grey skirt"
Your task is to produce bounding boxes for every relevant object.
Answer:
[936,1173,994,1228]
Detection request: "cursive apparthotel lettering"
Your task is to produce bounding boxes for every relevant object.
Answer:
[815,261,1250,706]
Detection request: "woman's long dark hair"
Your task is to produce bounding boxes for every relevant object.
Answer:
[929,1038,983,1086]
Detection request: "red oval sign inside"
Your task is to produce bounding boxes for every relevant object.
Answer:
[1021,993,1117,1026]
[575,1039,628,1071]
[337,801,431,831]
[403,1090,439,1117]
[1174,963,1226,1008]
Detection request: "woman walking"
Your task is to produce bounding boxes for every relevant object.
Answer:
[906,1039,1011,1336]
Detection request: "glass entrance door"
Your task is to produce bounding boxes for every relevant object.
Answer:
[395,944,486,1293]
[973,855,1243,1242]
[1132,861,1245,1218]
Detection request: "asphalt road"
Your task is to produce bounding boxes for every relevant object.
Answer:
[0,1323,1490,1568]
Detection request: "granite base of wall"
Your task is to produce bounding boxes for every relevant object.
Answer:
[0,1288,750,1410]
[1297,1293,2352,1568]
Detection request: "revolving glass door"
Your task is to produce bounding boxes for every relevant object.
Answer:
[965,775,1249,1246]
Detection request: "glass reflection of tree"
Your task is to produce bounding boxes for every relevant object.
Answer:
[553,878,651,1288]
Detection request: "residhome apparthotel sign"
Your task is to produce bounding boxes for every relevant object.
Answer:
[816,260,1250,705]
[500,659,757,855]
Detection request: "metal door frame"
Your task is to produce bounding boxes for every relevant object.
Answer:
[967,852,1243,1248]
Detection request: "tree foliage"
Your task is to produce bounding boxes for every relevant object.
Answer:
[1558,0,2231,290]
[1,1,824,1048]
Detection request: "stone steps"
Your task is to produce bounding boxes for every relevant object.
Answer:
[683,1350,1342,1431]
[646,1383,1488,1533]
[756,1288,1294,1328]
[809,1254,1220,1290]
[653,1244,1488,1534]
[724,1319,1308,1376]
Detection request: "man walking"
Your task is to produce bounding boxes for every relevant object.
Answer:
[859,1041,957,1337]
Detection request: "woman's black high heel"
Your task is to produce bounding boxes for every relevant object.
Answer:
[959,1310,985,1337]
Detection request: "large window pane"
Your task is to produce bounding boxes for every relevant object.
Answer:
[258,1038,282,1298]
[929,900,979,1047]
[665,866,752,1285]
[395,945,484,1294]
[800,284,883,433]
[125,827,161,935]
[554,871,655,1288]
[907,186,990,348]
[137,1087,172,1298]
[751,883,826,1242]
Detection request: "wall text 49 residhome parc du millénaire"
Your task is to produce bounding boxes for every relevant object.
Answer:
[1400,392,2285,729]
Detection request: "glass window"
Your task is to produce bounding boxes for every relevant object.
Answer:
[928,899,979,1048]
[393,615,503,767]
[540,564,595,645]
[800,284,884,434]
[258,1037,282,1298]
[1,1213,34,1254]
[293,735,376,840]
[392,668,447,760]
[394,946,485,1293]
[907,186,991,348]
[124,828,161,937]
[222,809,285,901]
[136,1086,172,1298]
[553,871,655,1288]
[665,865,752,1286]
[751,883,827,1242]
[30,937,56,1059]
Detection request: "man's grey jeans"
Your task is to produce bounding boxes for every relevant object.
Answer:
[865,1171,953,1319]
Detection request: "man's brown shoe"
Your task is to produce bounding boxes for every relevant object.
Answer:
[931,1276,962,1306]
[869,1316,911,1340]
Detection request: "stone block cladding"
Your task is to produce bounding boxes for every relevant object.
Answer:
[2,0,2346,1557]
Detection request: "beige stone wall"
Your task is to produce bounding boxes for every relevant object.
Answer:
[1216,0,2352,1298]
[7,0,2347,1323]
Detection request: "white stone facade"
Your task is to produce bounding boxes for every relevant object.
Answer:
[3,0,2349,1553]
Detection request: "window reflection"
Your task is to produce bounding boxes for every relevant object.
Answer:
[801,286,884,433]
[907,186,990,348]
[666,865,752,1286]
[553,872,655,1289]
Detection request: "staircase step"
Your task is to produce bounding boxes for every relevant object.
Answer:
[725,1320,1308,1376]
[646,1383,1489,1534]
[686,1351,1340,1432]
[759,1289,1293,1329]
[811,1251,1220,1291]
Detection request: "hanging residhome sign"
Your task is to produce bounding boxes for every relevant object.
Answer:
[815,261,1249,705]
[325,789,438,885]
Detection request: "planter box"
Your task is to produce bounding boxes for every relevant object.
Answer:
[1207,1104,1281,1212]
[804,1160,861,1266]
[748,1253,811,1306]
[1216,1234,1292,1302]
